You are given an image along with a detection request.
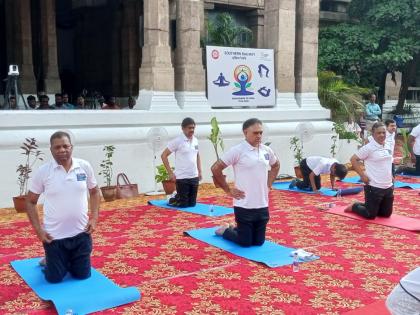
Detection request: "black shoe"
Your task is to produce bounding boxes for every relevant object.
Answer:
[168,198,179,206]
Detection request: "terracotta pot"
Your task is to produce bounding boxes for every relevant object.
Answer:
[13,195,27,213]
[100,186,117,202]
[212,175,226,188]
[294,166,303,179]
[162,180,176,195]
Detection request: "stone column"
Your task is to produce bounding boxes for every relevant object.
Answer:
[264,0,298,109]
[295,0,322,109]
[248,9,264,48]
[119,0,140,98]
[174,0,208,110]
[4,0,36,94]
[40,0,61,93]
[138,0,178,110]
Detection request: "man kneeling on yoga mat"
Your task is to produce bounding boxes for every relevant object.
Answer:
[211,118,280,247]
[289,156,348,193]
[344,122,394,219]
[26,131,100,283]
[161,117,202,207]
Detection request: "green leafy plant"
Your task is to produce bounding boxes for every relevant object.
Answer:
[208,117,224,160]
[155,164,174,183]
[16,138,43,196]
[318,71,369,123]
[399,128,411,165]
[289,136,303,165]
[330,133,338,158]
[333,122,362,143]
[204,12,253,47]
[98,145,115,187]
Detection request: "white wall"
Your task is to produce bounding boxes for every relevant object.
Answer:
[0,108,333,208]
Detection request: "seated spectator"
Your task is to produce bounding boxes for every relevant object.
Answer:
[27,95,37,109]
[37,95,55,110]
[62,93,75,109]
[102,96,120,110]
[386,267,420,315]
[8,96,17,109]
[128,96,136,109]
[75,95,85,109]
[53,93,64,109]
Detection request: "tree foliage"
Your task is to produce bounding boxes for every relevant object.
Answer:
[318,71,369,122]
[204,13,253,48]
[319,0,420,113]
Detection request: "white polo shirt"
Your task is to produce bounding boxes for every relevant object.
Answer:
[368,130,395,154]
[29,158,97,240]
[356,139,393,189]
[221,141,277,209]
[400,267,420,301]
[306,156,338,176]
[410,124,420,155]
[167,134,199,179]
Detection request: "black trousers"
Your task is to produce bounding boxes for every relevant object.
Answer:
[223,206,269,247]
[43,232,92,283]
[399,154,420,176]
[176,177,199,207]
[296,158,321,191]
[351,185,394,219]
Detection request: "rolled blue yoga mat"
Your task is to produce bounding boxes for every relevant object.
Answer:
[341,176,420,189]
[185,227,319,268]
[148,199,233,216]
[11,258,140,315]
[272,182,362,197]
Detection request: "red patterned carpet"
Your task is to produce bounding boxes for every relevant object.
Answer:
[0,176,419,315]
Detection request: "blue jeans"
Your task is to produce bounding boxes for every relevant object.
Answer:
[223,206,269,247]
[43,232,92,283]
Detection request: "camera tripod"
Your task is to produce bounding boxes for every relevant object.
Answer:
[3,75,28,109]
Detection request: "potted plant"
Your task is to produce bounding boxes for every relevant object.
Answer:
[331,122,362,164]
[399,128,412,166]
[98,145,117,202]
[13,138,43,212]
[289,136,303,178]
[208,117,225,187]
[155,164,176,195]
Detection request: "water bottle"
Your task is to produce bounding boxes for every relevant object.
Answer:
[209,204,214,216]
[65,310,73,315]
[292,252,300,272]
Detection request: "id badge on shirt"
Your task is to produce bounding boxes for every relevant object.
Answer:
[76,173,87,181]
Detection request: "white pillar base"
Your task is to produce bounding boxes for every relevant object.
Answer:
[275,92,299,109]
[136,90,180,111]
[175,91,210,111]
[295,92,323,109]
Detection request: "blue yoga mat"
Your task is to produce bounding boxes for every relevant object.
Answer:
[11,258,140,315]
[341,176,420,189]
[399,173,420,179]
[272,181,339,197]
[148,199,233,216]
[185,227,319,268]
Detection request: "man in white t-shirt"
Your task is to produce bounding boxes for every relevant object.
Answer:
[386,266,420,315]
[396,123,420,176]
[289,156,348,193]
[211,118,280,247]
[345,122,394,219]
[26,131,100,283]
[161,117,202,207]
[367,119,397,175]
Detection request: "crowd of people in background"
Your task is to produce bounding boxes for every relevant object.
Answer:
[1,92,137,110]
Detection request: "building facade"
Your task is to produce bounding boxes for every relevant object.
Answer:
[0,0,335,208]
